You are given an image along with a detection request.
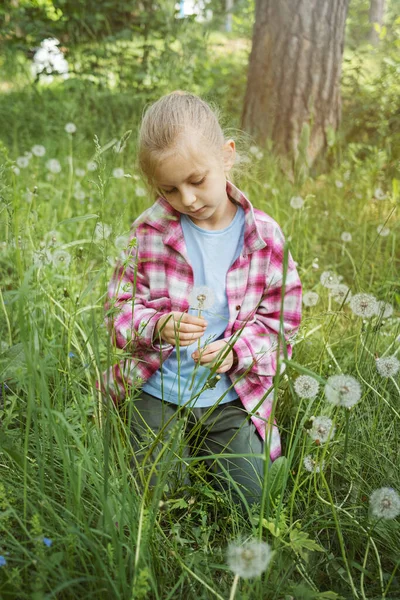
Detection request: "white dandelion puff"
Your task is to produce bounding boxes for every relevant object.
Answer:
[335,180,343,188]
[374,187,386,201]
[12,166,20,175]
[290,196,305,209]
[302,291,319,307]
[46,159,62,174]
[227,540,273,579]
[95,222,112,240]
[330,284,352,305]
[135,186,146,197]
[16,156,30,168]
[52,249,71,269]
[114,235,130,251]
[377,225,390,237]
[375,356,400,378]
[375,301,393,319]
[75,168,86,177]
[308,416,336,444]
[188,286,215,311]
[87,160,98,172]
[320,271,340,288]
[294,375,320,399]
[249,145,260,156]
[112,167,125,179]
[325,374,362,408]
[33,249,52,267]
[73,189,86,201]
[303,455,325,473]
[370,487,400,520]
[32,144,46,157]
[65,122,77,134]
[341,232,352,243]
[349,293,378,318]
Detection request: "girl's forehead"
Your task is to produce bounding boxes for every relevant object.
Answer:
[154,143,219,183]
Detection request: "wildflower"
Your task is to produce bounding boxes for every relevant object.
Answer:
[375,355,400,378]
[370,487,400,520]
[0,556,6,567]
[68,352,75,359]
[95,222,112,240]
[341,232,352,243]
[33,249,52,267]
[73,189,86,201]
[16,156,29,168]
[135,186,146,197]
[320,271,340,288]
[377,225,390,237]
[290,196,304,209]
[375,301,393,319]
[75,168,86,177]
[52,250,71,269]
[294,375,319,399]
[302,291,319,307]
[43,537,53,547]
[312,258,319,270]
[188,286,215,312]
[349,293,378,318]
[330,284,352,304]
[112,168,125,179]
[87,160,98,171]
[325,374,362,408]
[65,122,77,134]
[12,166,20,175]
[303,455,324,473]
[335,180,343,188]
[249,145,260,155]
[227,540,273,579]
[32,144,46,157]
[308,416,336,444]
[46,159,62,174]
[374,187,386,201]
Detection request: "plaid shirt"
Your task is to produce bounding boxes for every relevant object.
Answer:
[103,182,302,461]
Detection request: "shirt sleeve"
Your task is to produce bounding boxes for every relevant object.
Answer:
[229,224,302,378]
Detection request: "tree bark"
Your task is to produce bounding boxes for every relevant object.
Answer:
[368,0,386,45]
[241,0,350,171]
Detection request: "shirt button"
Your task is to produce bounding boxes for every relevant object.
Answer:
[236,305,241,310]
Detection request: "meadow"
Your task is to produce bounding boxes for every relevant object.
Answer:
[0,27,400,600]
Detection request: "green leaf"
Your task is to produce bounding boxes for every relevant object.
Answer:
[267,456,288,501]
[58,214,99,225]
[289,529,325,561]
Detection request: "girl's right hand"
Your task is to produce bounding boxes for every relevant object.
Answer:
[154,312,207,346]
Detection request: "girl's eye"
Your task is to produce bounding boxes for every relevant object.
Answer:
[163,188,176,195]
[162,177,205,195]
[193,177,205,186]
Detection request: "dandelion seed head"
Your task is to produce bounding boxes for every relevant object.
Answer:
[32,144,46,157]
[114,235,130,251]
[290,196,304,209]
[309,416,336,444]
[335,180,343,188]
[302,291,319,307]
[341,232,352,243]
[303,455,324,473]
[370,487,400,520]
[330,284,352,304]
[52,250,71,269]
[377,224,390,237]
[65,122,77,134]
[73,189,86,201]
[95,222,112,240]
[349,293,378,318]
[16,156,30,168]
[320,271,340,288]
[46,159,62,174]
[112,167,125,179]
[375,301,393,319]
[227,540,273,579]
[75,168,86,177]
[12,166,20,175]
[294,375,319,399]
[135,186,146,197]
[249,145,260,156]
[375,355,400,378]
[188,286,215,311]
[374,187,386,201]
[325,374,362,408]
[87,160,98,171]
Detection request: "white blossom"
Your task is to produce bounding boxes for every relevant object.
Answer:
[290,196,304,209]
[73,189,86,201]
[375,301,393,319]
[320,271,340,289]
[112,167,125,179]
[341,232,352,243]
[335,180,343,188]
[303,455,324,473]
[377,225,390,237]
[374,187,386,201]
[227,540,273,579]
[135,186,146,197]
[308,416,336,444]
[349,293,378,318]
[114,235,130,251]
[188,286,215,311]
[325,374,362,408]
[33,249,52,267]
[32,144,46,157]
[330,284,352,305]
[370,487,400,520]
[75,168,86,177]
[95,222,112,240]
[375,355,400,378]
[87,160,98,172]
[46,159,62,174]
[65,122,77,134]
[16,156,30,168]
[294,375,320,399]
[12,166,20,175]
[303,291,319,307]
[52,249,71,269]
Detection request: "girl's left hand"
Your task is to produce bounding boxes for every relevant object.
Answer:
[192,340,237,374]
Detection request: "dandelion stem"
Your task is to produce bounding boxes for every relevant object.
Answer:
[228,574,240,600]
[342,408,351,466]
[0,287,12,346]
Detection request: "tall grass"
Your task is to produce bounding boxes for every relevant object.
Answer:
[0,80,399,599]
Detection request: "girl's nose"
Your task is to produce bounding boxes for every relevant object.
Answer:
[181,189,196,207]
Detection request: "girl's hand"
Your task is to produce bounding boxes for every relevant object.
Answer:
[192,339,237,374]
[154,311,207,346]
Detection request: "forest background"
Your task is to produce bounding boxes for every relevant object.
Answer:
[0,1,399,599]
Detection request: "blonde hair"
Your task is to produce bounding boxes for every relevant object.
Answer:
[138,91,226,190]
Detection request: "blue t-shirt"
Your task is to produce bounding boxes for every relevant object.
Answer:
[143,205,245,407]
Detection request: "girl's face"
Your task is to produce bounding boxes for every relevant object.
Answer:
[153,137,236,230]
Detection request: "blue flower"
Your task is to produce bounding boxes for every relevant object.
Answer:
[0,555,6,567]
[68,352,75,358]
[43,537,53,547]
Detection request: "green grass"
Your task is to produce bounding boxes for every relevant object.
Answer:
[0,54,400,599]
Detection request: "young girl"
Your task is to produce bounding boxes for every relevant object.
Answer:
[104,91,302,506]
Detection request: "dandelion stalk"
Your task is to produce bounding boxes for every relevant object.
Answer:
[228,574,240,600]
[0,287,12,346]
[342,408,351,466]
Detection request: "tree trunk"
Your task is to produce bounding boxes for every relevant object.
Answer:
[368,0,386,45]
[242,0,350,171]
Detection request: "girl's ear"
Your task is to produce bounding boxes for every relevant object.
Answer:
[222,139,236,172]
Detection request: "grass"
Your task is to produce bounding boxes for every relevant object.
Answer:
[0,49,400,600]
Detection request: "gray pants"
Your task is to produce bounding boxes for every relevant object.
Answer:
[129,391,267,506]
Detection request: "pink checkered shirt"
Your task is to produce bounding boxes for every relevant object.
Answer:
[103,182,302,461]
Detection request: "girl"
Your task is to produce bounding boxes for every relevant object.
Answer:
[104,91,302,506]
